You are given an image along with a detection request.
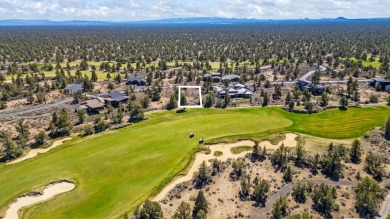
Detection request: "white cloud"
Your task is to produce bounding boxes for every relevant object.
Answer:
[0,0,389,21]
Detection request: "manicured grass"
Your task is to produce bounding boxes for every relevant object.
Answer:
[213,151,223,157]
[0,106,389,218]
[340,57,381,69]
[230,146,253,154]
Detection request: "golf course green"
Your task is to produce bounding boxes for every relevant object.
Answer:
[0,106,389,218]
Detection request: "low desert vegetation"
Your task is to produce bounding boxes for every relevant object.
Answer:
[0,106,390,218]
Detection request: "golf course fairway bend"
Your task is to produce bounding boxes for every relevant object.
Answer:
[0,106,389,218]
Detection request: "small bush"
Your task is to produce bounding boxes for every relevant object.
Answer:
[83,124,95,136]
[214,151,223,157]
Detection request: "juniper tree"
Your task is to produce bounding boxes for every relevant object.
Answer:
[283,165,293,182]
[355,177,384,217]
[385,117,390,140]
[271,195,289,219]
[253,178,270,204]
[349,139,362,163]
[292,183,307,203]
[172,201,191,219]
[193,191,208,216]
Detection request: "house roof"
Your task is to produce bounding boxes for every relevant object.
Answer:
[86,99,105,109]
[109,91,128,102]
[204,73,221,78]
[228,88,238,93]
[374,78,390,83]
[127,77,146,82]
[234,83,245,89]
[313,85,325,89]
[222,74,240,80]
[65,84,83,91]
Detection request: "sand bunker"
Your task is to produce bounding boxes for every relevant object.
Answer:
[3,181,75,219]
[258,133,298,150]
[8,138,72,165]
[153,133,298,201]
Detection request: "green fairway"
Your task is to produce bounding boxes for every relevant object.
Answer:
[0,106,389,218]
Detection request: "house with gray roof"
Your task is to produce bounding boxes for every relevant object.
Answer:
[203,73,221,82]
[98,91,128,107]
[126,77,147,86]
[369,78,390,90]
[78,99,105,114]
[216,83,253,99]
[222,74,240,82]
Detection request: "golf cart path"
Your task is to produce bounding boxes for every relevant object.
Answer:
[3,181,75,219]
[300,65,326,81]
[153,133,298,201]
[377,194,390,219]
[7,138,72,165]
[0,98,72,119]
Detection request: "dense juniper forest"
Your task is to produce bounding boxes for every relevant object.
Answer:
[1,21,390,219]
[0,22,390,65]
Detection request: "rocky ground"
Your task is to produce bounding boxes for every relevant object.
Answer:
[158,132,390,219]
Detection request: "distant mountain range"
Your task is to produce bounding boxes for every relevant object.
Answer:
[0,17,390,26]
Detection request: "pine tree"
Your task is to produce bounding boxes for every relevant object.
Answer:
[295,144,305,167]
[322,150,343,179]
[193,191,208,216]
[134,200,163,219]
[365,151,385,181]
[311,183,338,215]
[253,178,270,204]
[172,201,191,219]
[2,132,22,161]
[180,94,187,106]
[355,177,383,217]
[195,161,211,188]
[262,92,269,107]
[271,195,289,219]
[292,183,307,203]
[166,94,178,110]
[385,117,390,140]
[321,92,328,106]
[283,165,293,182]
[16,119,30,139]
[349,139,362,163]
[203,93,214,108]
[240,177,251,198]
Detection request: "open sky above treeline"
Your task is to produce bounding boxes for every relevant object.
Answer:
[0,0,389,21]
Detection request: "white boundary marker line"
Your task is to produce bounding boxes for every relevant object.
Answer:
[178,86,203,108]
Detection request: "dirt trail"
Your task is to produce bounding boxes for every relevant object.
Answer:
[3,181,75,219]
[153,133,298,201]
[8,138,72,165]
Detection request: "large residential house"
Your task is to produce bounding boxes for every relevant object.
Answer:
[203,72,221,83]
[369,78,390,90]
[98,91,128,107]
[222,74,241,82]
[216,83,253,99]
[78,99,105,114]
[126,77,147,86]
[296,80,326,95]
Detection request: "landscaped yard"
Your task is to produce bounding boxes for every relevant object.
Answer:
[0,106,389,218]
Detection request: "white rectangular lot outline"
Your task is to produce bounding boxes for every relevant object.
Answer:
[178,86,203,108]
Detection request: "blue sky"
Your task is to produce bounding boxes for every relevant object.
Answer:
[0,0,388,21]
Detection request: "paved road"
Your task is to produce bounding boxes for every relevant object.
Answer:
[300,65,327,81]
[377,194,390,219]
[0,98,72,118]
